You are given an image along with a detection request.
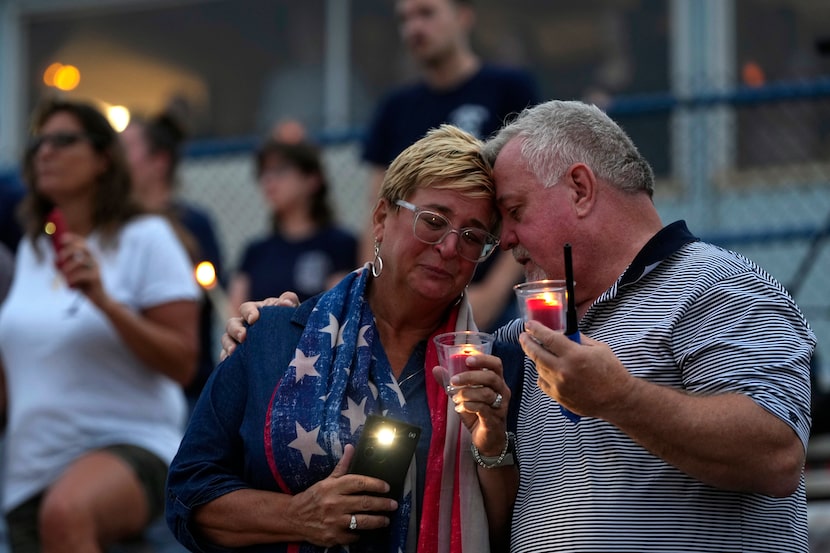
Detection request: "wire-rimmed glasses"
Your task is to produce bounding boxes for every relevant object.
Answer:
[395,200,499,262]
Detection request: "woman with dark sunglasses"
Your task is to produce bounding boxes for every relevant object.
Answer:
[0,98,200,553]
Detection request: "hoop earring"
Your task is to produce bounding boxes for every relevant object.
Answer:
[371,239,383,278]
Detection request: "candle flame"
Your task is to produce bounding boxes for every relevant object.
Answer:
[541,292,561,306]
[195,261,217,289]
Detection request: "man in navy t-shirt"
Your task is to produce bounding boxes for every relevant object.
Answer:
[361,0,540,332]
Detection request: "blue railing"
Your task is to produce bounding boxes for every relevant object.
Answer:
[605,76,830,116]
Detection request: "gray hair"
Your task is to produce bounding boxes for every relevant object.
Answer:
[483,100,654,197]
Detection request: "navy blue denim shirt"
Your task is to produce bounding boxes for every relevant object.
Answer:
[166,295,525,553]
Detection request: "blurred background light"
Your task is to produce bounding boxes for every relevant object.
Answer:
[53,64,80,91]
[194,260,217,289]
[42,62,62,87]
[107,105,130,132]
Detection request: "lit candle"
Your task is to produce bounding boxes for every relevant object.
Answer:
[448,347,481,377]
[526,295,565,331]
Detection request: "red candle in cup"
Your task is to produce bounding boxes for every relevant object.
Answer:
[448,347,482,377]
[433,331,495,393]
[514,280,568,332]
[526,295,565,331]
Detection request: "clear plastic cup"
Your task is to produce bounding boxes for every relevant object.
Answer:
[513,280,568,331]
[433,331,495,394]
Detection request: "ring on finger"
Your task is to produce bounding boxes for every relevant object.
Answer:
[349,514,358,531]
[491,392,503,409]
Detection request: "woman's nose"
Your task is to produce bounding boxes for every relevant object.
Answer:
[435,230,461,258]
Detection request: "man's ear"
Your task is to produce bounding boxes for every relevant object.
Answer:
[566,163,597,217]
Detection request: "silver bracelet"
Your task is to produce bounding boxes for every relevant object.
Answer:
[471,431,515,469]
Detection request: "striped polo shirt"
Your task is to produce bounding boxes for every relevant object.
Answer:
[498,220,815,552]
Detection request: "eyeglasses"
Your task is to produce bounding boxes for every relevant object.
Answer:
[395,199,499,262]
[27,132,90,153]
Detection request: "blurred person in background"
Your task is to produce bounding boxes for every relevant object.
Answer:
[167,125,523,553]
[0,98,199,553]
[227,136,357,314]
[121,110,225,409]
[360,0,540,332]
[269,118,308,144]
[0,173,24,253]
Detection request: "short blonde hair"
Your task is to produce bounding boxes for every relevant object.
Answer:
[380,124,497,228]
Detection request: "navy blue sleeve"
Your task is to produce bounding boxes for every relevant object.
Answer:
[166,339,253,552]
[361,92,398,167]
[166,306,300,553]
[237,240,260,278]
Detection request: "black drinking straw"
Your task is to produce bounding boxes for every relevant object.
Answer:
[564,243,578,337]
[561,243,581,423]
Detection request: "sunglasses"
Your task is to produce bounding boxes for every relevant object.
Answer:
[28,132,91,153]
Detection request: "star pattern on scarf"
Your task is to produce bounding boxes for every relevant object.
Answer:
[342,395,368,434]
[336,320,349,348]
[386,382,406,407]
[321,314,339,349]
[289,348,321,383]
[357,324,370,348]
[289,421,327,468]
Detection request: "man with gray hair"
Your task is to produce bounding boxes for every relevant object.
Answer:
[485,99,814,552]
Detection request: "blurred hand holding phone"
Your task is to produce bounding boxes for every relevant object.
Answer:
[45,207,83,315]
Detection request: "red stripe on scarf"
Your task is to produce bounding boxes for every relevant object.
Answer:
[418,306,462,553]
[451,427,463,551]
[266,382,304,553]
[264,378,292,494]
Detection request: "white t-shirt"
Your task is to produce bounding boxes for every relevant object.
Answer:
[0,215,199,512]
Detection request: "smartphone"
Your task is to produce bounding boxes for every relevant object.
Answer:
[45,207,67,265]
[348,414,421,501]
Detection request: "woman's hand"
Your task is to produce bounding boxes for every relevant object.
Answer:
[57,233,107,308]
[286,444,398,547]
[431,354,511,457]
[191,445,399,548]
[220,293,300,360]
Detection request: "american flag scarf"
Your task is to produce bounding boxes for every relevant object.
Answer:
[265,265,489,553]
